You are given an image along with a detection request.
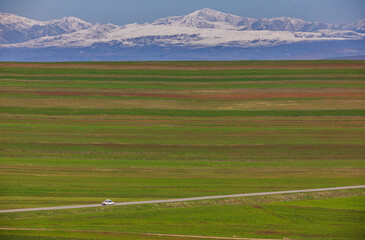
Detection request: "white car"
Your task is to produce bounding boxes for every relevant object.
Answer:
[102,199,115,206]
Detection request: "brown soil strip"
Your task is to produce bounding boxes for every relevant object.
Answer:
[3,141,364,149]
[4,163,361,176]
[1,62,364,70]
[0,228,46,231]
[131,232,281,240]
[0,228,280,240]
[1,73,364,79]
[3,86,365,94]
[2,90,364,100]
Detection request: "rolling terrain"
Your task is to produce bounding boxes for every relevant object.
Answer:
[1,9,364,60]
[0,60,364,239]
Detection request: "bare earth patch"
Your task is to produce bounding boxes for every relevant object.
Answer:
[2,89,365,100]
[0,228,281,240]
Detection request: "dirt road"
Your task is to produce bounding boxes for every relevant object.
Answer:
[1,185,364,213]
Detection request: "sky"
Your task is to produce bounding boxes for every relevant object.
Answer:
[1,0,364,25]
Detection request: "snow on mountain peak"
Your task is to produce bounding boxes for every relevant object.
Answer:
[190,8,233,18]
[49,16,92,31]
[0,12,43,29]
[0,13,93,44]
[193,8,244,24]
[349,19,365,32]
[152,8,244,29]
[1,10,364,49]
[151,9,318,32]
[55,16,90,25]
[239,16,311,31]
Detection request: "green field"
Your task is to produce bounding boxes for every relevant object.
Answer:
[0,61,364,239]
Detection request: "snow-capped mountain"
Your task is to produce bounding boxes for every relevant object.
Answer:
[153,8,365,33]
[153,9,314,32]
[0,9,364,60]
[0,12,92,44]
[347,19,365,33]
[153,8,244,29]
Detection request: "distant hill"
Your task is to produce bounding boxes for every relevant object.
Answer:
[328,55,365,60]
[1,9,364,61]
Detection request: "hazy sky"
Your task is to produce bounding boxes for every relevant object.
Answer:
[1,0,364,25]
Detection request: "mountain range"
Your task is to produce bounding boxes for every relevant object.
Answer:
[0,8,364,61]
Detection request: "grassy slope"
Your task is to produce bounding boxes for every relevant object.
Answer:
[1,191,364,240]
[0,60,364,239]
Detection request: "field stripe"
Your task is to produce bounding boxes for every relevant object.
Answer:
[1,185,364,213]
[2,107,365,116]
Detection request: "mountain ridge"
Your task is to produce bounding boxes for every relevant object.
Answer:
[0,9,364,60]
[1,9,364,46]
[0,13,92,44]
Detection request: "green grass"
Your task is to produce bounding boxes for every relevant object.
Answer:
[1,63,364,78]
[2,79,364,90]
[0,60,364,239]
[1,191,364,240]
[275,195,365,211]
